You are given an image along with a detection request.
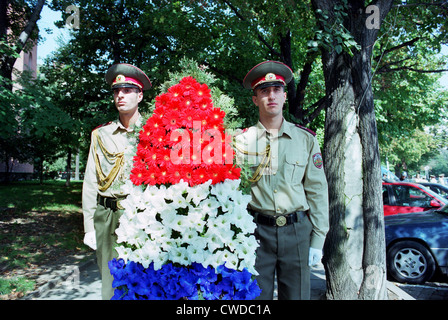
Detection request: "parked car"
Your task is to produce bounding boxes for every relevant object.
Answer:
[382,182,447,216]
[418,182,448,200]
[385,206,448,284]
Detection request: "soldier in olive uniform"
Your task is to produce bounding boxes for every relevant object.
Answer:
[82,63,151,299]
[234,61,329,300]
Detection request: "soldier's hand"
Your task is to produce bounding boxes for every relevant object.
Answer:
[83,232,97,250]
[308,247,322,267]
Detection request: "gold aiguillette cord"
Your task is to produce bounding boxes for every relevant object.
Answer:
[234,144,271,183]
[92,130,125,192]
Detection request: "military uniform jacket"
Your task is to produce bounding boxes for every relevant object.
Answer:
[82,117,140,234]
[234,119,329,249]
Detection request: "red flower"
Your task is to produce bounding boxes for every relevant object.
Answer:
[131,77,240,187]
[155,93,171,109]
[136,141,150,159]
[178,108,198,129]
[196,97,213,111]
[180,76,197,87]
[208,108,226,130]
[179,166,194,185]
[130,163,148,186]
[193,83,211,101]
[224,164,241,180]
[144,166,160,185]
[167,84,185,105]
[147,155,158,168]
[166,165,182,185]
[162,109,181,132]
[158,164,169,185]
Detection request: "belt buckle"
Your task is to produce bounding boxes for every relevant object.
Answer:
[275,215,287,227]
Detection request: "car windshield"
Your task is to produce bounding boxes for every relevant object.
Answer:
[418,184,448,204]
[436,204,448,214]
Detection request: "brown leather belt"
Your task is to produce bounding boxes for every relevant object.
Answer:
[249,209,306,227]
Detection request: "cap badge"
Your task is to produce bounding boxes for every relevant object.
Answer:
[265,73,276,81]
[115,74,126,82]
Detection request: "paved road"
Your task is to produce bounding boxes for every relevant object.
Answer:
[24,256,448,300]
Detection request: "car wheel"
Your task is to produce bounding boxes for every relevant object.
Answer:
[387,240,436,284]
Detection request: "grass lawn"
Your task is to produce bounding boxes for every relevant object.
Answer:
[0,180,90,299]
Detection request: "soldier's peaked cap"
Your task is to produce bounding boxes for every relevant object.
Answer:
[105,63,152,91]
[243,60,293,90]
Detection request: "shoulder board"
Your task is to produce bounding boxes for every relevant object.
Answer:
[295,124,316,136]
[93,121,112,132]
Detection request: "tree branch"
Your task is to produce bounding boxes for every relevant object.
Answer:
[221,0,281,57]
[378,66,448,74]
[289,50,318,120]
[374,37,420,61]
[302,95,327,125]
[14,0,45,57]
[392,2,448,8]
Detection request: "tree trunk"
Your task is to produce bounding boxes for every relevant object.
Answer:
[65,149,72,187]
[312,0,393,300]
[0,0,45,86]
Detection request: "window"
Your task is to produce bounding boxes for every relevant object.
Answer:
[391,185,432,207]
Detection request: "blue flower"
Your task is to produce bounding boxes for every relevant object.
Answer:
[109,260,261,300]
[108,258,126,280]
[232,269,252,291]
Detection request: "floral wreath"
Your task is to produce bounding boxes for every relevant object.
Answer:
[109,74,261,300]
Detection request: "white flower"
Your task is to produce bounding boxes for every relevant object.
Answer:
[165,180,188,201]
[213,214,232,233]
[113,177,259,276]
[115,218,138,244]
[159,237,177,252]
[129,229,149,248]
[219,197,233,213]
[188,236,208,251]
[163,210,191,232]
[199,197,220,217]
[219,249,239,270]
[230,190,251,207]
[186,206,206,232]
[120,198,138,220]
[230,205,256,234]
[129,248,143,265]
[115,245,132,262]
[180,228,197,244]
[144,221,167,240]
[203,228,224,253]
[136,207,157,227]
[186,180,211,206]
[170,190,189,209]
[152,251,168,270]
[169,247,190,266]
[186,245,205,263]
[139,241,160,268]
[142,185,167,210]
[210,182,229,203]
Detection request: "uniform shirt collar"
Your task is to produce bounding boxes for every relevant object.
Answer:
[114,113,142,133]
[255,118,293,139]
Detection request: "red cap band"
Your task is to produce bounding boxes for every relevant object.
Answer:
[112,74,144,89]
[251,73,286,89]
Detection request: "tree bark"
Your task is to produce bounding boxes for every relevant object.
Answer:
[0,0,45,86]
[311,0,393,299]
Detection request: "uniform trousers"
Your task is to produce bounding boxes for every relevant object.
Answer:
[93,204,123,300]
[254,212,313,300]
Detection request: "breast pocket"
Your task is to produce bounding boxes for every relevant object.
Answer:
[285,154,307,184]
